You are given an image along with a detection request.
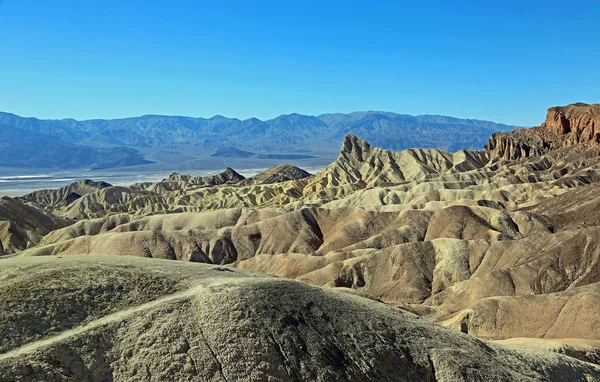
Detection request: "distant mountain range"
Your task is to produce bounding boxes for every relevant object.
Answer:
[0,111,520,169]
[0,124,152,169]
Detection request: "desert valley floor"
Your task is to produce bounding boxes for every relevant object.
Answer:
[2,103,600,381]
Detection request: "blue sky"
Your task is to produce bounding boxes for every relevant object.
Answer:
[0,0,598,126]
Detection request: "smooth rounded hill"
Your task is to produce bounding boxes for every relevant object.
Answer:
[166,167,245,186]
[238,164,311,186]
[21,179,112,208]
[0,255,598,381]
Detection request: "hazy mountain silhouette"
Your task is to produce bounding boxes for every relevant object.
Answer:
[0,111,517,169]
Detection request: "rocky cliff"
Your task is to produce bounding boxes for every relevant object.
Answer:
[543,103,600,143]
[485,103,600,163]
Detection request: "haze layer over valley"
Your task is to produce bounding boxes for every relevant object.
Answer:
[2,103,600,380]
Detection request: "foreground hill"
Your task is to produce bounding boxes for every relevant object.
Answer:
[0,255,598,381]
[0,110,516,169]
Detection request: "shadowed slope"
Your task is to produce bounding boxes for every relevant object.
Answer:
[0,255,598,381]
[0,196,71,254]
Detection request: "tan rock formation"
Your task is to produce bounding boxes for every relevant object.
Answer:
[21,179,111,208]
[0,196,71,255]
[237,164,311,186]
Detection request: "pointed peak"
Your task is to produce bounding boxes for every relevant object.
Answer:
[222,167,245,181]
[77,179,112,188]
[342,133,371,150]
[340,133,372,161]
[343,132,370,143]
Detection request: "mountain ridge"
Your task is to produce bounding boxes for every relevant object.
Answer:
[0,109,519,170]
[0,110,520,127]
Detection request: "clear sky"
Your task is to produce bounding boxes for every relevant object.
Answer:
[0,0,598,126]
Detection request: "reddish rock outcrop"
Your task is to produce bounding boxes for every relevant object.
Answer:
[486,103,600,163]
[542,103,600,144]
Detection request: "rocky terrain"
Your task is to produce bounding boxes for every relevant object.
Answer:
[1,103,600,380]
[1,255,599,381]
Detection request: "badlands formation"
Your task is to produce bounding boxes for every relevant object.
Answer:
[2,103,600,380]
